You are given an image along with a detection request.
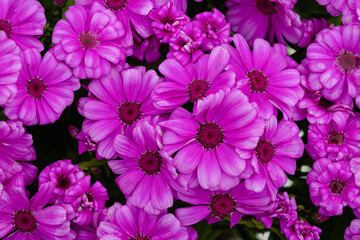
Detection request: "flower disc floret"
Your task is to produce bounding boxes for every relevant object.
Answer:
[14,210,37,233]
[209,193,237,218]
[196,122,224,150]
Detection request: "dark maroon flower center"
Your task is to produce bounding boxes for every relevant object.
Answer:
[13,210,37,233]
[327,130,344,145]
[187,79,209,102]
[117,101,142,126]
[138,150,163,175]
[105,0,129,12]
[319,96,335,109]
[196,122,224,150]
[209,193,237,218]
[86,192,94,202]
[57,175,71,190]
[256,0,276,15]
[247,70,268,93]
[26,78,47,99]
[79,32,98,49]
[0,19,12,37]
[329,178,345,194]
[131,236,150,240]
[255,138,275,164]
[337,51,359,71]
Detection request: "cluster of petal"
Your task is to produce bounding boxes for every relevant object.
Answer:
[76,130,103,159]
[315,0,352,16]
[342,1,360,25]
[133,32,162,63]
[344,219,360,240]
[298,18,331,48]
[281,219,322,240]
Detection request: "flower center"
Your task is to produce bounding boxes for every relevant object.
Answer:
[105,0,129,12]
[0,19,12,37]
[329,178,345,194]
[337,51,359,71]
[256,0,276,15]
[79,32,98,49]
[13,210,37,233]
[209,193,237,218]
[86,192,94,202]
[319,96,334,109]
[187,79,209,102]
[117,101,142,126]
[327,130,344,145]
[26,78,47,99]
[255,138,275,164]
[56,175,71,190]
[138,150,163,175]
[131,236,150,240]
[196,122,224,150]
[247,70,268,93]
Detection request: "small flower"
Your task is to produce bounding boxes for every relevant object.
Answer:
[281,219,322,240]
[298,18,331,48]
[344,219,360,240]
[133,32,162,63]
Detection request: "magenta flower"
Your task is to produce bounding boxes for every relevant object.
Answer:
[64,175,109,226]
[175,182,275,228]
[153,0,188,13]
[38,159,85,204]
[344,219,360,240]
[225,0,303,46]
[133,32,162,63]
[306,25,360,101]
[194,8,231,52]
[0,174,72,239]
[97,202,190,239]
[52,2,126,79]
[149,1,190,43]
[4,49,80,125]
[281,219,322,240]
[298,18,331,48]
[0,0,46,51]
[342,1,360,25]
[0,120,36,185]
[152,46,235,111]
[245,116,304,193]
[0,32,20,106]
[109,116,182,214]
[225,34,302,119]
[78,66,160,159]
[306,116,360,161]
[76,130,102,160]
[72,208,108,240]
[315,0,348,16]
[160,90,265,190]
[306,158,360,216]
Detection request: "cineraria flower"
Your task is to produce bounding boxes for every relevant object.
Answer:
[72,208,108,240]
[97,202,191,239]
[168,20,206,65]
[176,182,275,228]
[245,117,303,192]
[0,174,72,239]
[298,18,331,48]
[225,0,303,46]
[78,66,161,159]
[152,46,235,111]
[315,0,349,16]
[281,219,322,240]
[0,31,20,106]
[306,25,360,102]
[160,90,265,190]
[52,3,126,79]
[4,49,80,125]
[0,0,46,51]
[109,116,182,214]
[0,120,36,185]
[38,159,85,204]
[64,175,109,226]
[225,34,302,119]
[344,219,360,240]
[133,31,162,63]
[194,8,231,52]
[342,1,360,25]
[306,158,360,216]
[306,115,360,161]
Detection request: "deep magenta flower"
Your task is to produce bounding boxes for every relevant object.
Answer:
[0,120,36,185]
[64,175,109,226]
[0,31,20,106]
[97,202,191,239]
[52,2,126,79]
[306,25,360,101]
[344,219,360,240]
[298,18,331,48]
[38,159,85,204]
[0,0,46,51]
[0,174,72,239]
[306,158,360,216]
[152,46,235,111]
[281,219,322,240]
[160,90,265,190]
[225,0,303,46]
[225,34,302,119]
[306,115,360,161]
[175,182,275,228]
[109,116,182,214]
[245,116,304,192]
[4,49,80,125]
[78,66,161,159]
